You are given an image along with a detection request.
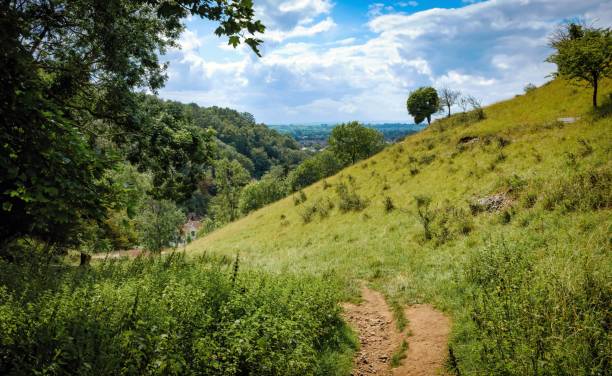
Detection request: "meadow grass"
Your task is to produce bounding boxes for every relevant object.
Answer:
[189,78,611,374]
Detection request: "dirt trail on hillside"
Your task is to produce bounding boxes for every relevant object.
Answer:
[342,286,450,376]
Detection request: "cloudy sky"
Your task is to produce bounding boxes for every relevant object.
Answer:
[159,0,612,124]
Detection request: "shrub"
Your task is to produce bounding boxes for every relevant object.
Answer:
[541,168,611,212]
[383,197,395,212]
[524,83,537,93]
[418,154,436,165]
[414,195,434,240]
[293,190,308,206]
[335,183,368,213]
[239,171,288,215]
[287,151,344,192]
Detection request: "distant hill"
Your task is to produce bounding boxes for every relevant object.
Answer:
[269,122,425,147]
[189,79,611,374]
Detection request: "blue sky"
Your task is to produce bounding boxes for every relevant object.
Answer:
[159,0,612,124]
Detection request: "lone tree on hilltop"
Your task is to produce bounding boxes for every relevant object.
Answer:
[439,87,461,117]
[407,87,440,125]
[547,23,612,108]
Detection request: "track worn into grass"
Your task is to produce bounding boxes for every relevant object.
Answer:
[342,286,450,376]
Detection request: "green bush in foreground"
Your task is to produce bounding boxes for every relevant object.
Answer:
[0,254,355,375]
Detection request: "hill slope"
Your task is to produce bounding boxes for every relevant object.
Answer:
[188,79,611,373]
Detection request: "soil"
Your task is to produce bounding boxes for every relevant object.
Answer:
[342,286,450,376]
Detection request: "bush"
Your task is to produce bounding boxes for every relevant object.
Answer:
[524,83,537,93]
[541,168,611,212]
[0,254,355,375]
[300,198,335,224]
[293,190,307,206]
[383,197,395,212]
[239,170,288,215]
[335,183,368,213]
[414,197,473,244]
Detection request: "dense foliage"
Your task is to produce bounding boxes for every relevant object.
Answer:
[0,0,263,255]
[192,106,307,178]
[287,151,345,192]
[0,254,355,375]
[239,167,288,214]
[406,87,440,125]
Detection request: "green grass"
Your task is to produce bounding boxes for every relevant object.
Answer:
[189,79,612,374]
[390,340,409,367]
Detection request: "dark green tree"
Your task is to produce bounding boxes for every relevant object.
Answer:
[126,96,215,203]
[547,23,612,107]
[328,122,384,165]
[407,87,440,125]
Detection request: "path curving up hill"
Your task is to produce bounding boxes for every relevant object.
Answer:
[342,286,450,376]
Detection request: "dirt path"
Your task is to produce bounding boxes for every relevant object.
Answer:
[394,305,451,376]
[342,286,450,376]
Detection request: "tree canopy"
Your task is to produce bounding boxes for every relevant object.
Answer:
[547,23,612,107]
[407,87,440,125]
[328,122,385,165]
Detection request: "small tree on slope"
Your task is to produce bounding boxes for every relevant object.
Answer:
[547,23,612,108]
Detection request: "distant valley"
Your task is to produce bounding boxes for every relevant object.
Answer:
[269,122,425,147]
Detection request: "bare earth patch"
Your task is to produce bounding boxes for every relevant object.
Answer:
[342,286,450,376]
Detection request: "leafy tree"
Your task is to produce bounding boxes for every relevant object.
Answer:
[212,159,250,222]
[136,199,184,253]
[547,23,612,107]
[126,96,215,203]
[328,122,384,165]
[287,151,344,191]
[0,0,264,254]
[407,87,440,125]
[439,87,461,117]
[239,167,287,214]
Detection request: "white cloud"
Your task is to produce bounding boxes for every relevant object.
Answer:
[263,17,336,42]
[162,0,612,123]
[278,0,332,14]
[255,0,333,31]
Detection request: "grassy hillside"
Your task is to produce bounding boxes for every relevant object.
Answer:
[189,79,611,373]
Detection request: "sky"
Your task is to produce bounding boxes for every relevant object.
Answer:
[159,0,612,124]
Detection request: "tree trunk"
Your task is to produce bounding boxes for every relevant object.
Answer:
[447,105,451,118]
[80,252,91,266]
[427,115,431,125]
[593,79,598,108]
